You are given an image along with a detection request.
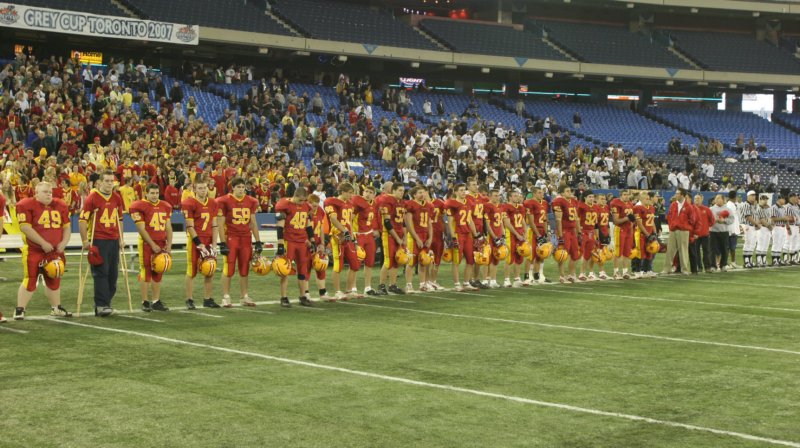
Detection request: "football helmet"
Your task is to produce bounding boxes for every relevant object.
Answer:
[271,257,292,277]
[516,241,532,258]
[493,244,509,261]
[395,248,410,266]
[42,258,65,279]
[418,249,433,266]
[151,252,172,274]
[553,248,569,263]
[313,253,329,272]
[251,256,272,276]
[199,257,217,278]
[536,242,553,260]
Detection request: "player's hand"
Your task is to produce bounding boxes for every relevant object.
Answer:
[275,244,286,256]
[82,240,91,251]
[253,241,263,255]
[647,233,657,243]
[198,244,211,259]
[425,238,432,249]
[537,236,547,246]
[415,237,424,248]
[218,242,229,256]
[305,240,315,251]
[343,231,353,242]
[165,247,172,255]
[395,236,403,246]
[41,241,55,253]
[494,237,505,246]
[452,239,460,248]
[627,213,636,223]
[150,242,162,253]
[557,237,564,247]
[316,244,325,254]
[515,233,525,242]
[56,242,68,253]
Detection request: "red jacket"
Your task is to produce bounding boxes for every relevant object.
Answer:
[667,200,696,232]
[692,204,715,238]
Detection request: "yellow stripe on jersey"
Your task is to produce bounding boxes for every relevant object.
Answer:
[613,227,621,257]
[382,231,392,269]
[186,239,195,277]
[20,245,29,288]
[332,238,342,273]
[138,236,146,281]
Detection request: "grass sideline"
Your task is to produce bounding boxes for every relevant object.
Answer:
[1,252,799,447]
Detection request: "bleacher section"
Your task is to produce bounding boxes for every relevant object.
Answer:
[270,0,438,50]
[121,0,294,36]
[666,30,800,74]
[647,108,800,157]
[10,0,127,16]
[419,19,566,60]
[535,20,690,69]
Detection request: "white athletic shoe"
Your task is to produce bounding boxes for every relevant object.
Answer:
[567,276,576,283]
[240,296,256,307]
[405,283,415,294]
[598,272,608,280]
[512,279,524,288]
[431,282,444,291]
[464,283,479,291]
[453,283,465,292]
[419,284,430,292]
[222,295,233,308]
[587,273,597,281]
[613,274,623,280]
[489,281,500,288]
[503,279,512,288]
[577,274,587,282]
[348,290,364,300]
[335,291,348,301]
[559,276,566,284]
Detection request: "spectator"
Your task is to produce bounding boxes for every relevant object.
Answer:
[662,188,694,276]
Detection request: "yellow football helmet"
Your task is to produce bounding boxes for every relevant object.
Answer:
[493,244,509,261]
[395,248,410,266]
[591,250,604,263]
[151,252,172,274]
[271,257,292,277]
[356,245,366,261]
[442,248,453,263]
[629,248,640,259]
[474,250,489,265]
[516,241,532,258]
[199,257,217,278]
[313,253,329,272]
[536,242,553,260]
[602,246,613,261]
[418,249,433,266]
[553,248,569,263]
[42,258,65,279]
[251,256,272,276]
[646,240,660,255]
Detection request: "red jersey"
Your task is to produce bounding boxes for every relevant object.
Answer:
[431,198,445,235]
[351,195,378,233]
[503,203,527,233]
[15,184,33,202]
[376,194,405,237]
[445,198,473,235]
[524,198,549,231]
[309,205,327,245]
[634,204,657,234]
[274,199,311,243]
[404,199,431,239]
[324,197,354,233]
[552,196,579,231]
[129,199,172,242]
[595,204,611,235]
[610,198,635,230]
[16,198,69,251]
[577,202,598,233]
[255,185,271,212]
[163,185,180,210]
[80,189,125,240]
[0,193,6,217]
[181,196,219,239]
[216,194,258,238]
[467,193,487,229]
[483,202,505,238]
[51,187,64,200]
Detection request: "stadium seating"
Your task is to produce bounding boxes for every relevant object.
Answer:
[418,19,566,60]
[121,0,294,36]
[270,0,439,50]
[665,29,800,74]
[534,20,691,68]
[10,0,127,16]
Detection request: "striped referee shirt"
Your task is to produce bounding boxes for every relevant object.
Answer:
[787,204,800,226]
[754,205,773,226]
[739,201,757,226]
[771,204,788,227]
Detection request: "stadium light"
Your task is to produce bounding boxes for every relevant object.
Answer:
[626,3,634,8]
[729,83,738,89]
[753,11,760,17]
[697,81,708,86]
[605,76,614,82]
[481,67,490,74]
[338,55,348,62]
[258,47,269,55]
[665,80,674,86]
[690,7,699,13]
[411,62,420,68]
[444,64,457,70]
[545,72,553,78]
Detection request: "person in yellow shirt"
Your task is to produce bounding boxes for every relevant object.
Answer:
[69,169,86,192]
[119,176,137,212]
[181,180,195,202]
[122,88,133,109]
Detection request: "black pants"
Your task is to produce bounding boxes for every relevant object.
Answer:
[689,240,699,273]
[710,231,729,269]
[92,239,119,308]
[693,235,712,272]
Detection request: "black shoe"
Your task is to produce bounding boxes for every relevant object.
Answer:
[476,281,489,290]
[280,297,292,308]
[203,298,221,308]
[366,289,379,296]
[542,278,552,283]
[51,305,72,317]
[13,307,25,321]
[151,300,169,311]
[186,299,196,310]
[388,284,405,295]
[142,301,152,312]
[96,307,114,317]
[378,284,389,295]
[299,297,313,307]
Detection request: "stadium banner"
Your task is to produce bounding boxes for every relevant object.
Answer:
[0,3,199,45]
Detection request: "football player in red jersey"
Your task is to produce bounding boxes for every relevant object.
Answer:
[307,194,331,301]
[14,182,72,321]
[377,182,407,295]
[428,188,446,290]
[182,177,221,309]
[466,179,489,289]
[594,194,611,280]
[130,184,173,312]
[0,190,6,322]
[502,190,528,288]
[610,190,636,279]
[633,191,659,278]
[404,186,433,292]
[216,177,261,307]
[351,185,380,296]
[483,189,506,288]
[576,192,599,281]
[445,184,480,292]
[325,182,362,300]
[274,188,315,307]
[552,185,581,283]
[524,186,550,284]
[79,169,126,317]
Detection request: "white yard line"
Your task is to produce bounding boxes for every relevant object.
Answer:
[48,319,800,448]
[413,293,457,301]
[177,311,223,318]
[692,279,800,290]
[228,308,274,315]
[366,296,416,304]
[119,315,164,323]
[342,302,800,357]
[0,326,28,334]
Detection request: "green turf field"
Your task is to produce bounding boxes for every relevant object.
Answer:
[1,251,799,448]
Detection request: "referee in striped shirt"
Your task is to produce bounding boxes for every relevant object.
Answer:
[754,195,773,268]
[739,191,759,268]
[771,195,792,266]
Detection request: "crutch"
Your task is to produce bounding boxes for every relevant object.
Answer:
[117,215,134,312]
[76,212,96,317]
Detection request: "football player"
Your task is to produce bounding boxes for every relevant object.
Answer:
[445,184,480,291]
[466,179,489,289]
[576,191,599,281]
[274,188,315,307]
[610,190,636,279]
[633,191,658,278]
[376,182,407,295]
[307,193,331,301]
[351,185,380,295]
[524,186,550,284]
[502,190,527,287]
[594,193,611,280]
[552,185,581,283]
[325,182,362,300]
[483,189,506,288]
[182,177,221,309]
[404,186,433,292]
[216,177,261,307]
[130,184,173,311]
[428,188,446,290]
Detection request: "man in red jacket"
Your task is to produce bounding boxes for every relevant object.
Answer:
[691,194,715,273]
[661,188,695,275]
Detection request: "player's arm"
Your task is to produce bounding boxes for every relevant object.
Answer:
[78,196,94,249]
[554,207,564,241]
[527,212,540,238]
[275,211,286,256]
[132,213,161,253]
[249,211,260,243]
[404,211,422,247]
[635,212,649,236]
[503,214,524,241]
[165,215,173,254]
[381,207,403,244]
[467,213,479,239]
[426,218,433,247]
[19,219,54,253]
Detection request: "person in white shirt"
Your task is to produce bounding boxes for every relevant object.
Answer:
[597,167,610,189]
[678,171,691,189]
[475,146,488,161]
[224,66,235,84]
[494,125,506,141]
[701,160,715,179]
[422,100,432,115]
[472,130,486,148]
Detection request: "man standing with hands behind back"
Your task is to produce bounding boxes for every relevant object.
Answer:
[662,188,695,275]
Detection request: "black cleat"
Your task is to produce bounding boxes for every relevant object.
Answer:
[378,284,389,295]
[388,284,406,295]
[13,307,25,321]
[476,281,489,290]
[186,299,196,310]
[151,300,169,311]
[280,297,292,308]
[142,301,152,312]
[366,289,379,296]
[299,297,313,307]
[203,298,221,308]
[51,305,72,318]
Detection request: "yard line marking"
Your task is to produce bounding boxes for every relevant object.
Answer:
[48,319,800,448]
[0,326,28,334]
[692,279,800,290]
[343,303,800,356]
[367,296,416,304]
[178,311,223,318]
[414,293,457,301]
[228,308,274,315]
[513,287,800,313]
[119,315,164,323]
[452,291,492,297]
